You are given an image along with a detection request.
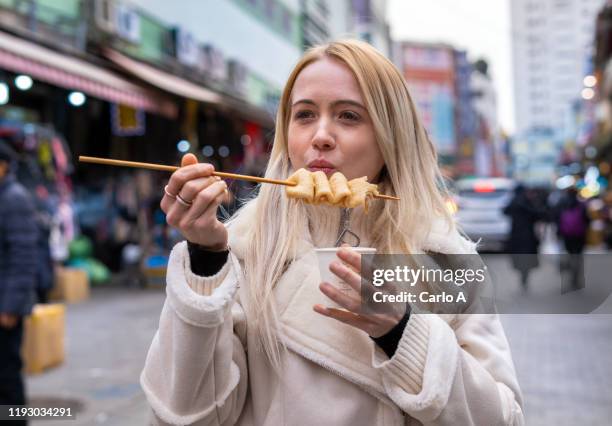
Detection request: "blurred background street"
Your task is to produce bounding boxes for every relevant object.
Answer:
[1,0,612,424]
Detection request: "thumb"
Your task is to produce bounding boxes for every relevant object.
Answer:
[181,153,198,167]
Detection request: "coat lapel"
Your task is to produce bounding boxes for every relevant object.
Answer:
[275,249,392,402]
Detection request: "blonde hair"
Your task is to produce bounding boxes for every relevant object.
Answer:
[226,39,453,370]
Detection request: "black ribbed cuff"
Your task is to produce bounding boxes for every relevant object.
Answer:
[187,241,229,277]
[371,304,412,359]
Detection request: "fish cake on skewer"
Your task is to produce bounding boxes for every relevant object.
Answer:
[313,171,333,205]
[345,176,380,211]
[286,168,315,203]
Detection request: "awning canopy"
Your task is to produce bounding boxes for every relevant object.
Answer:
[105,49,275,127]
[104,49,221,104]
[0,30,177,118]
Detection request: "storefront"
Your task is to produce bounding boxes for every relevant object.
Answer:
[1,0,281,279]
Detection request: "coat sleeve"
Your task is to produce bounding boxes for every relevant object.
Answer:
[0,188,38,316]
[372,311,524,425]
[140,242,248,426]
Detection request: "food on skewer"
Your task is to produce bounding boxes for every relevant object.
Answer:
[286,168,380,211]
[286,168,315,202]
[346,176,379,209]
[313,171,333,204]
[329,172,351,205]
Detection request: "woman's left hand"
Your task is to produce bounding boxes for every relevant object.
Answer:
[313,245,406,338]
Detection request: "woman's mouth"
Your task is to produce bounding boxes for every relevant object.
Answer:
[307,159,337,175]
[307,166,336,175]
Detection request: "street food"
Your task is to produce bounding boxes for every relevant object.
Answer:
[78,156,399,205]
[286,168,315,202]
[286,168,380,211]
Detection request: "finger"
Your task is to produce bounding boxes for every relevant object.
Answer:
[313,305,372,330]
[329,260,361,292]
[319,282,361,313]
[177,176,220,205]
[189,191,227,232]
[184,180,228,221]
[181,153,198,167]
[160,182,176,213]
[165,191,194,227]
[337,246,362,274]
[166,162,215,196]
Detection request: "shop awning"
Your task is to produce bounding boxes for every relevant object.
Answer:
[0,30,177,118]
[105,49,275,127]
[104,49,222,104]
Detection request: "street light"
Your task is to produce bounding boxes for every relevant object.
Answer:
[0,82,8,105]
[202,145,214,157]
[581,88,595,100]
[177,140,190,153]
[583,75,597,88]
[68,91,86,107]
[15,75,33,91]
[218,145,230,158]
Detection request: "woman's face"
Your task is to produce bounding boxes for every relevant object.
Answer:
[287,57,385,182]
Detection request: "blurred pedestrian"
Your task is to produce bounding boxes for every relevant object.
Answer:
[503,184,547,289]
[556,187,589,290]
[33,185,55,303]
[602,189,612,249]
[0,141,39,420]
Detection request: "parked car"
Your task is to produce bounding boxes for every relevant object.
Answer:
[453,178,516,252]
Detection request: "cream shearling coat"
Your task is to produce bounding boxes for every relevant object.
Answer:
[141,203,524,425]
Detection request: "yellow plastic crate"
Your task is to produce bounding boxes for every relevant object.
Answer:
[22,304,65,374]
[50,267,90,303]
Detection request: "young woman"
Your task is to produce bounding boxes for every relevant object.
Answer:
[141,39,524,425]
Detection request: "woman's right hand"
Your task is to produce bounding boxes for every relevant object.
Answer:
[161,154,229,250]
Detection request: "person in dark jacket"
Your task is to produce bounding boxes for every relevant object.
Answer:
[503,184,546,289]
[0,141,39,417]
[556,187,590,290]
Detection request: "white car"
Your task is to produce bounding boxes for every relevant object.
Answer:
[453,178,516,252]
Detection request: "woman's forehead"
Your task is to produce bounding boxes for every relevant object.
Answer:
[291,58,363,103]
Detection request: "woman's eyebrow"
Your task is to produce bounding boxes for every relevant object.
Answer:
[291,99,365,109]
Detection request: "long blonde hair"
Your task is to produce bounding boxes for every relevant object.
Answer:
[226,39,453,370]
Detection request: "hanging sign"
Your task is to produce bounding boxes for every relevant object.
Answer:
[111,103,146,136]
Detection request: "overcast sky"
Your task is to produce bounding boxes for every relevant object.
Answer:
[387,0,515,133]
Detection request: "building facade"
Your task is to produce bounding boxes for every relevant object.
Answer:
[396,41,504,179]
[511,0,604,138]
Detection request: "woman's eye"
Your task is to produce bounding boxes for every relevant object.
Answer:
[339,111,360,121]
[294,110,315,120]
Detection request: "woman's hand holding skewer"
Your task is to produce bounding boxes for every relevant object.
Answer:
[161,154,229,251]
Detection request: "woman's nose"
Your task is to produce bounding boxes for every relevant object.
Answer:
[311,121,336,150]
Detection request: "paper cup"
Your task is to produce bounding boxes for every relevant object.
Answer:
[315,247,376,306]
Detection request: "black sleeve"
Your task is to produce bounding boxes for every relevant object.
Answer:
[187,241,229,277]
[370,304,412,359]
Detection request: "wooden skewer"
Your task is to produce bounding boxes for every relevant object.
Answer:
[79,156,296,186]
[78,156,400,201]
[374,194,400,201]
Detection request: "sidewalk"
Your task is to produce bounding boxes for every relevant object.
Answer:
[27,286,165,425]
